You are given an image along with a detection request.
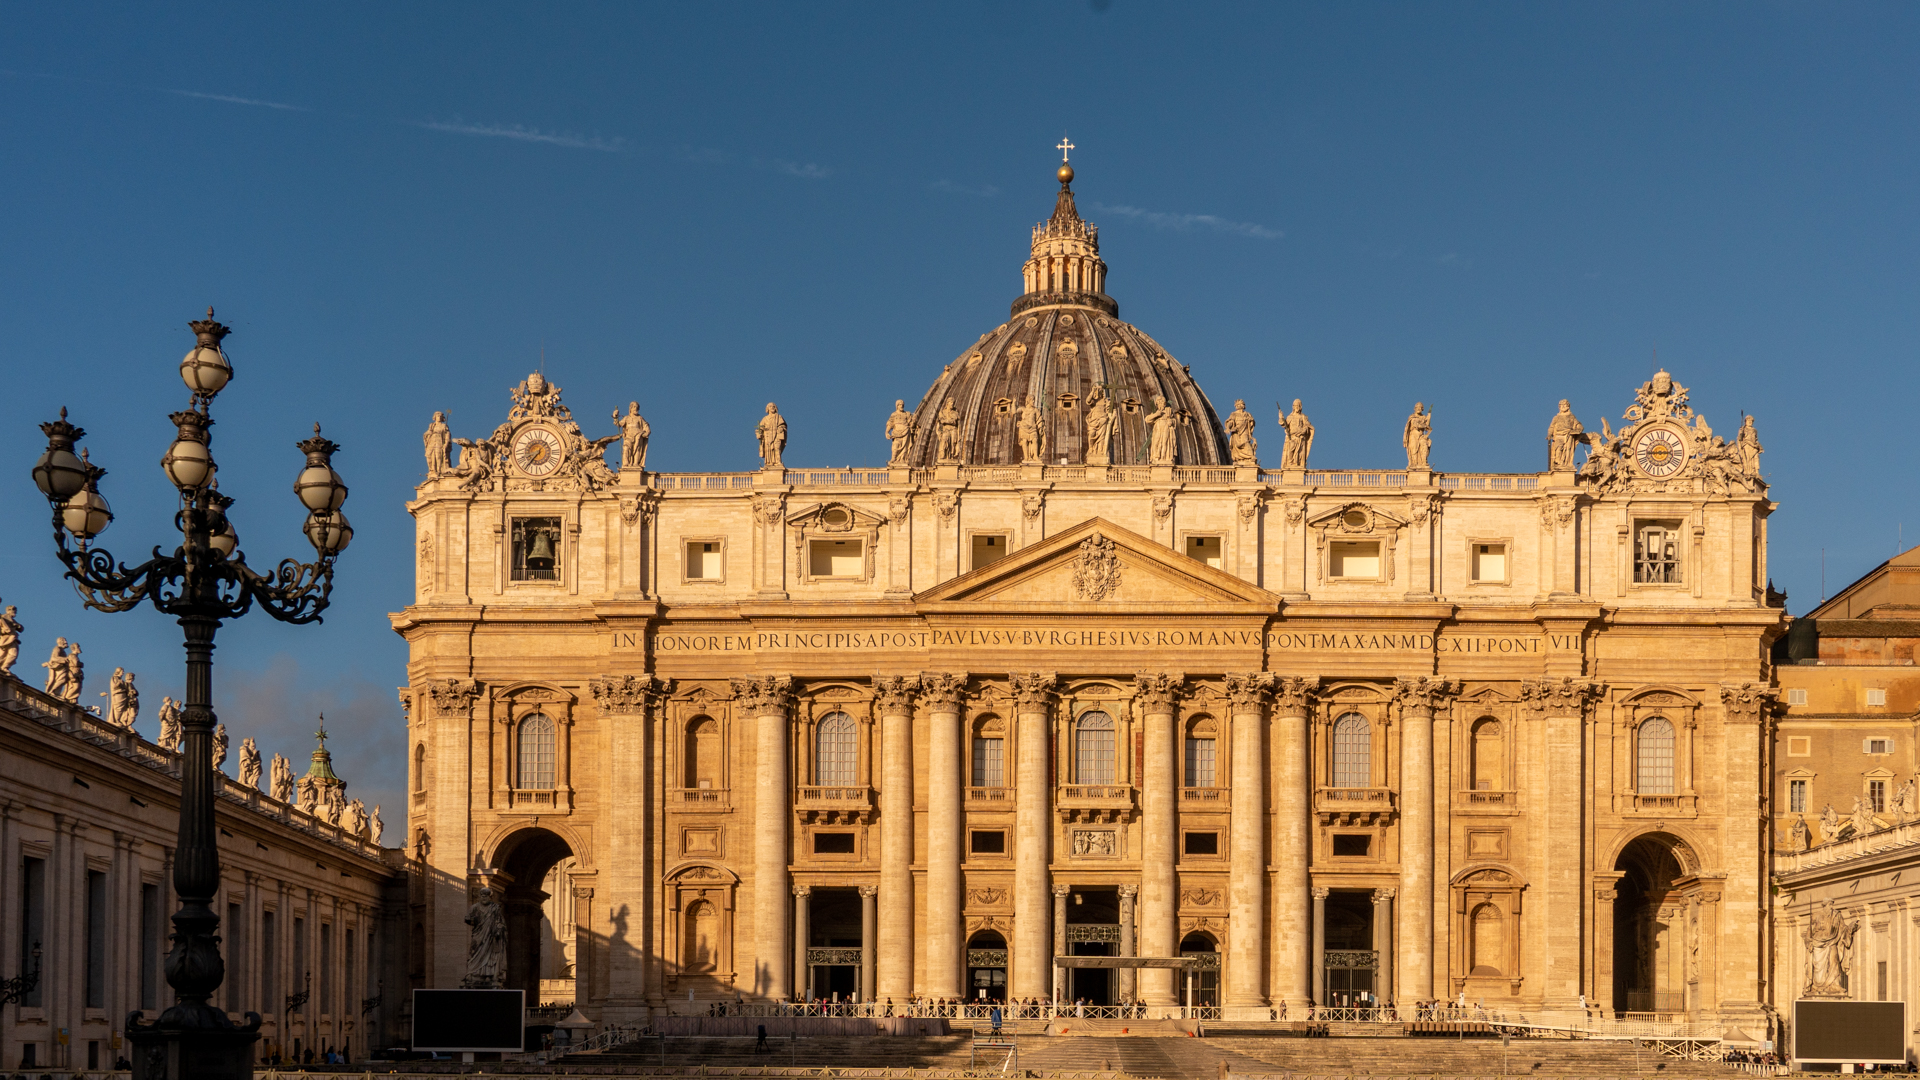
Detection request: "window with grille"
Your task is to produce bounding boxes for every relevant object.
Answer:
[1075,711,1116,784]
[972,736,1004,787]
[1331,713,1371,788]
[518,714,556,790]
[1871,780,1887,813]
[1185,737,1216,787]
[1789,778,1807,813]
[814,712,857,785]
[1636,717,1675,794]
[1634,523,1682,584]
[510,517,563,582]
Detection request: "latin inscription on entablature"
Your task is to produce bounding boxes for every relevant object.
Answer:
[621,626,1579,657]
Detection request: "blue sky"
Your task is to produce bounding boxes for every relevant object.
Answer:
[3,3,1917,814]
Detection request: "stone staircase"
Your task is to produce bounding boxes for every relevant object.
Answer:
[1208,1035,1749,1077]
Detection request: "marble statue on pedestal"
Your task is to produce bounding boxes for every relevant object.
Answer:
[613,403,651,470]
[1403,403,1432,470]
[1225,400,1258,467]
[1547,400,1584,472]
[464,886,508,988]
[1083,390,1116,466]
[755,403,787,469]
[1803,899,1858,996]
[157,696,182,751]
[107,667,139,729]
[239,737,262,789]
[1279,400,1314,470]
[884,401,913,466]
[1015,396,1045,464]
[424,411,452,477]
[0,605,21,679]
[212,723,228,770]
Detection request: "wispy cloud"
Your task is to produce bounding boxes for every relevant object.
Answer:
[676,147,834,180]
[1090,201,1282,240]
[412,119,628,153]
[774,159,832,180]
[931,179,1000,198]
[213,655,407,830]
[166,88,309,112]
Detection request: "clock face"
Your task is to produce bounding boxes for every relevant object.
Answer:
[1633,426,1688,478]
[512,427,565,477]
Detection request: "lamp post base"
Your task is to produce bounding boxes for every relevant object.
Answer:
[128,1011,260,1080]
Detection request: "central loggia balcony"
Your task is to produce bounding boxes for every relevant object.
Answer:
[1314,786,1397,826]
[1056,784,1136,823]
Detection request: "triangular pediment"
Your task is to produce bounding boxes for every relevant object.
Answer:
[916,518,1281,609]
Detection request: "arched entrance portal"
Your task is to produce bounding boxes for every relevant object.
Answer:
[492,828,577,1006]
[1612,833,1694,1017]
[967,930,1008,1003]
[1179,931,1219,1009]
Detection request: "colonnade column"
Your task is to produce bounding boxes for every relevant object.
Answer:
[1311,886,1329,1009]
[1718,684,1772,1022]
[1225,674,1274,1011]
[1118,884,1138,1002]
[921,673,967,998]
[793,886,811,1000]
[859,885,878,1002]
[1526,676,1598,1009]
[1392,677,1454,1005]
[1271,677,1319,1010]
[736,675,795,999]
[1052,885,1069,1003]
[1372,888,1395,1009]
[1010,673,1058,1000]
[1135,672,1184,1008]
[874,677,918,1001]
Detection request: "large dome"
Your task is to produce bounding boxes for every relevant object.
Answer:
[904,165,1230,468]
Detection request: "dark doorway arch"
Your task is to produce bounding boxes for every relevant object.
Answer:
[492,827,577,1005]
[967,929,1008,1003]
[1180,931,1220,1008]
[1612,833,1690,1016]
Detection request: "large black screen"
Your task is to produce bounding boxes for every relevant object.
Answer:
[412,989,526,1052]
[1795,1000,1906,1064]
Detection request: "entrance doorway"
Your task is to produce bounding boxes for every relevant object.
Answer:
[1064,887,1120,1005]
[1180,932,1219,1008]
[494,828,576,1006]
[804,888,863,1001]
[1613,834,1689,1016]
[967,930,1008,1003]
[1322,890,1377,1007]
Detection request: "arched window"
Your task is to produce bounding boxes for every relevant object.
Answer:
[1075,711,1116,785]
[1470,718,1504,791]
[684,716,719,789]
[1184,717,1217,788]
[815,712,857,785]
[971,717,1005,787]
[1332,713,1371,788]
[413,742,427,794]
[1637,717,1675,794]
[518,714,556,790]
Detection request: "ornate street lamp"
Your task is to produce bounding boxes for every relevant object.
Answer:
[31,308,348,1079]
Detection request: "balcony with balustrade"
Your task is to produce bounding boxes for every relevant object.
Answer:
[1055,784,1135,823]
[966,786,1014,809]
[795,785,874,824]
[670,786,732,811]
[1180,785,1230,807]
[1455,788,1517,815]
[1314,786,1396,826]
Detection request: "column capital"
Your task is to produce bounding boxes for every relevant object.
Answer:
[427,677,484,716]
[1720,681,1779,726]
[1052,884,1071,897]
[1223,672,1279,710]
[1312,886,1330,900]
[1009,671,1060,708]
[1519,676,1603,719]
[732,675,795,714]
[1117,883,1139,899]
[1392,675,1457,715]
[1372,887,1396,904]
[793,884,812,898]
[1271,675,1320,715]
[1133,671,1186,710]
[589,674,672,715]
[858,884,879,899]
[872,674,920,713]
[916,671,968,710]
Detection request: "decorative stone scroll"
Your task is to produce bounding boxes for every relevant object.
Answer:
[428,678,482,716]
[729,675,794,714]
[967,949,1009,968]
[872,675,919,713]
[590,674,670,714]
[807,948,862,966]
[1392,675,1457,714]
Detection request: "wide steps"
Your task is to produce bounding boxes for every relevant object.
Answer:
[1208,1036,1748,1077]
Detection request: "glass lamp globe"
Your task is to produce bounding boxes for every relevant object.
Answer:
[161,436,214,491]
[33,444,88,500]
[61,488,112,540]
[208,518,238,558]
[304,510,352,556]
[294,461,347,513]
[181,308,234,397]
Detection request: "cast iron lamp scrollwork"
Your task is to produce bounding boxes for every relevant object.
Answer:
[0,942,42,1007]
[30,308,349,1079]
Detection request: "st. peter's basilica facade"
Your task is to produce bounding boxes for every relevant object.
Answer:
[393,161,1782,1025]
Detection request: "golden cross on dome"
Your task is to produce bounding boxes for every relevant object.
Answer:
[314,715,328,746]
[1057,136,1074,163]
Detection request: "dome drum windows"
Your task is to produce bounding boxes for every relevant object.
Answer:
[498,685,576,813]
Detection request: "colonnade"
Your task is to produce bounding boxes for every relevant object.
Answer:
[741,671,1463,1011]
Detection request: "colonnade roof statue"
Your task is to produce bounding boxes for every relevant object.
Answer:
[901,157,1232,469]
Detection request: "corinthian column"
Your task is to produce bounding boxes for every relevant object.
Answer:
[1392,676,1454,1005]
[873,676,919,1001]
[1118,883,1139,1001]
[1224,673,1277,1011]
[1271,676,1318,1011]
[1136,672,1185,1008]
[920,672,967,997]
[793,885,812,998]
[733,675,795,999]
[1009,672,1058,1000]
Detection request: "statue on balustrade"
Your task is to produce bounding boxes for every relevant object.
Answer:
[755,403,787,469]
[1403,403,1432,470]
[1144,395,1183,466]
[613,402,651,471]
[424,411,452,478]
[0,605,22,680]
[157,696,182,751]
[884,400,913,466]
[1546,400,1584,472]
[1083,389,1116,466]
[1788,814,1809,852]
[212,723,229,770]
[1279,399,1314,470]
[239,737,262,790]
[1225,400,1258,467]
[107,667,139,729]
[1015,396,1045,464]
[935,399,963,464]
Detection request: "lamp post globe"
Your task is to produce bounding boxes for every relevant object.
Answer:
[179,308,233,398]
[32,408,90,501]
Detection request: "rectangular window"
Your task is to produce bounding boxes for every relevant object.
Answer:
[261,910,277,1010]
[1634,522,1683,584]
[293,916,306,1014]
[1182,831,1219,856]
[685,541,722,581]
[1787,688,1808,707]
[1186,536,1223,570]
[1866,738,1894,755]
[813,832,856,855]
[141,883,162,1010]
[1328,541,1381,579]
[321,923,333,1014]
[1332,834,1372,857]
[226,902,244,1012]
[84,869,106,1009]
[510,517,563,582]
[808,539,864,578]
[1867,688,1888,707]
[1075,724,1116,785]
[970,534,1009,571]
[971,737,1004,787]
[345,928,355,1014]
[970,830,1006,855]
[1871,780,1887,813]
[19,856,44,1008]
[1184,737,1216,787]
[1789,778,1808,813]
[1471,543,1507,582]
